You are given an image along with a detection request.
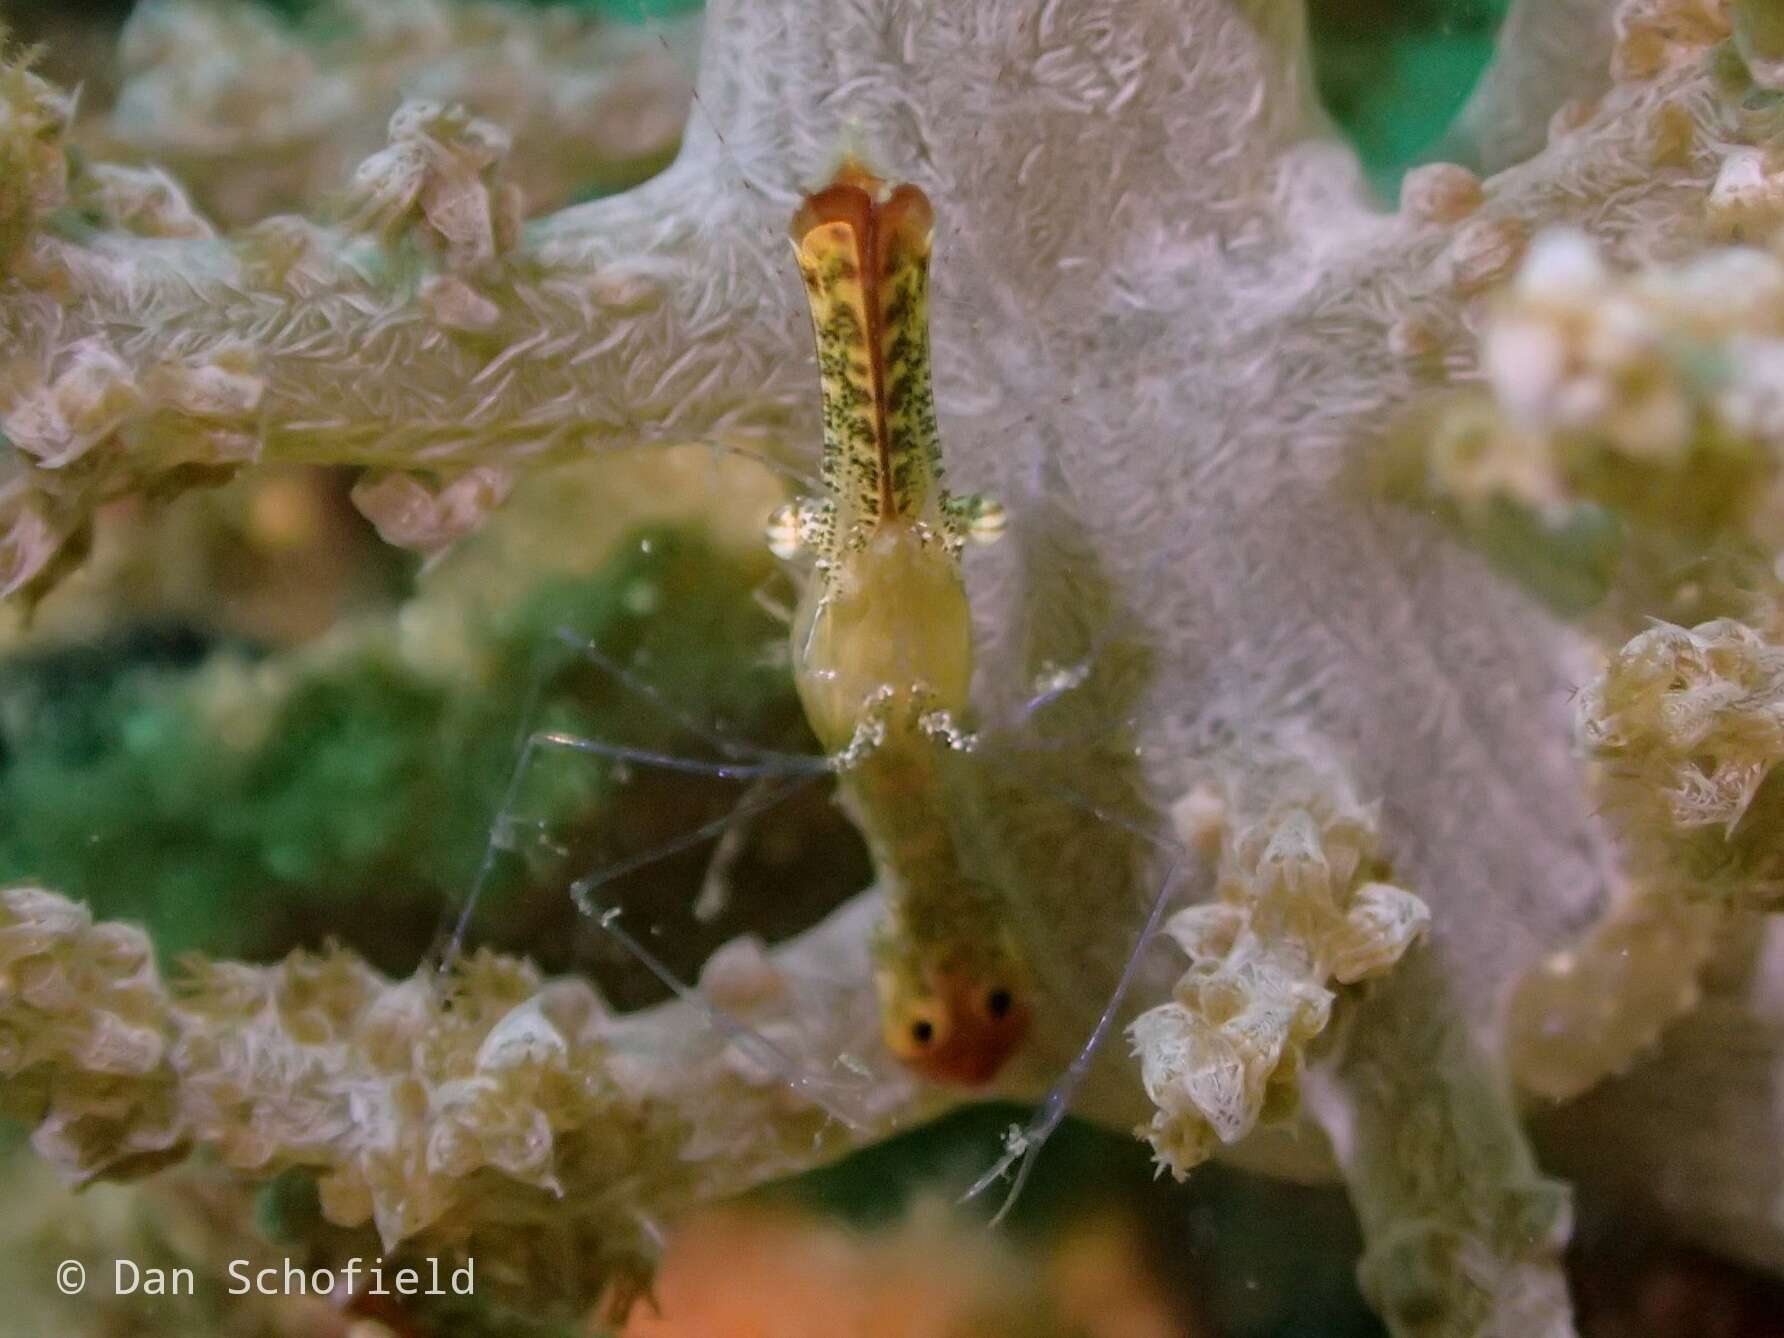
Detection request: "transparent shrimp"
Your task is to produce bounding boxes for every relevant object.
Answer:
[443,7,1198,1211]
[769,159,1033,1086]
[775,163,1193,1115]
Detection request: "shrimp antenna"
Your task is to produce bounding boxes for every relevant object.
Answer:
[448,630,871,1128]
[554,628,828,773]
[957,757,1200,1225]
[436,650,559,974]
[441,615,831,977]
[570,770,819,895]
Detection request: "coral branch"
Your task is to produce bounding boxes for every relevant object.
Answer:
[102,0,695,225]
[686,0,1328,230]
[1578,615,1784,910]
[1506,874,1728,1101]
[0,93,806,596]
[1416,233,1784,554]
[1308,960,1577,1338]
[1531,920,1784,1278]
[1442,0,1618,175]
[0,884,924,1314]
[0,0,1336,605]
[1506,606,1784,1103]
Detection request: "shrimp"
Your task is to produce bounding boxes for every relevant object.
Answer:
[449,150,1164,1105]
[451,102,1185,1191]
[772,159,1029,1086]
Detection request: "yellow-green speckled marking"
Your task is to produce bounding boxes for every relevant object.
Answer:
[793,161,942,545]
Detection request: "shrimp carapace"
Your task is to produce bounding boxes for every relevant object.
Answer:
[777,159,1003,754]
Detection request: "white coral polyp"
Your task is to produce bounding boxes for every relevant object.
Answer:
[1707,148,1784,242]
[344,100,522,272]
[1131,763,1429,1179]
[349,465,517,557]
[1580,617,1784,836]
[2,340,143,470]
[1485,233,1695,457]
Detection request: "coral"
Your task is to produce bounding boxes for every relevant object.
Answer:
[1505,871,1725,1101]
[0,887,182,1178]
[8,0,1784,1334]
[340,101,523,277]
[1441,0,1616,174]
[1415,231,1784,549]
[0,883,920,1316]
[69,163,219,242]
[1577,615,1784,909]
[0,1152,353,1338]
[1383,221,1784,632]
[1133,752,1429,1175]
[1399,162,1487,226]
[1526,913,1784,1283]
[96,0,694,225]
[1307,960,1577,1338]
[0,56,73,273]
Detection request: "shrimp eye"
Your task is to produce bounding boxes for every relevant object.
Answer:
[897,1000,949,1052]
[985,988,1013,1020]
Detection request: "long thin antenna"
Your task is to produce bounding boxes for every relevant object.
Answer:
[554,628,825,772]
[437,659,555,974]
[573,771,816,895]
[958,760,1198,1225]
[441,618,830,977]
[620,0,768,208]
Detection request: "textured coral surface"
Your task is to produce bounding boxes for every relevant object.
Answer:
[8,1,1784,1335]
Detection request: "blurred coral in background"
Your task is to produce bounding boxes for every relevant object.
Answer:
[622,1202,1194,1338]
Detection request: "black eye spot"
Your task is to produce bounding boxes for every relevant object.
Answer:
[986,988,1012,1019]
[911,1019,934,1045]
